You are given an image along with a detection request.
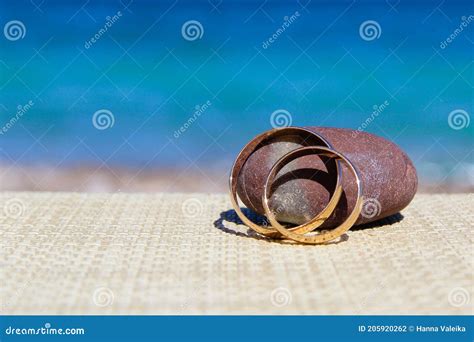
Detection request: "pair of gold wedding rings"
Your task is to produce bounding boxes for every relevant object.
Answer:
[229,127,364,244]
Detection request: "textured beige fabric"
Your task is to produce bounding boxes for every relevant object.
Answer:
[0,192,472,315]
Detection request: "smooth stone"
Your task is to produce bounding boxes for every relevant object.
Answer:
[236,127,418,228]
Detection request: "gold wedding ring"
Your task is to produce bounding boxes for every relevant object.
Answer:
[262,146,363,244]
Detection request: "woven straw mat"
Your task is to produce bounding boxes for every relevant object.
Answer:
[0,192,472,315]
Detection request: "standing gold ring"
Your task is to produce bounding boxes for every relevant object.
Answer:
[262,146,364,244]
[229,127,343,238]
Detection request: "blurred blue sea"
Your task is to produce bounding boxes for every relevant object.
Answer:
[0,0,473,191]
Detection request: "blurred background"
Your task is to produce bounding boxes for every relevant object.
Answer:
[0,0,472,193]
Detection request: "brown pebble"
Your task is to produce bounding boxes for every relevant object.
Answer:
[236,127,418,228]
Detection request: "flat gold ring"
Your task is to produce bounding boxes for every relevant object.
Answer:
[229,127,342,238]
[262,146,363,244]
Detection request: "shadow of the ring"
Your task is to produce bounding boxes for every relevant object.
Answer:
[213,208,363,246]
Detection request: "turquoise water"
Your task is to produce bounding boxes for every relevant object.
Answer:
[0,0,472,187]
